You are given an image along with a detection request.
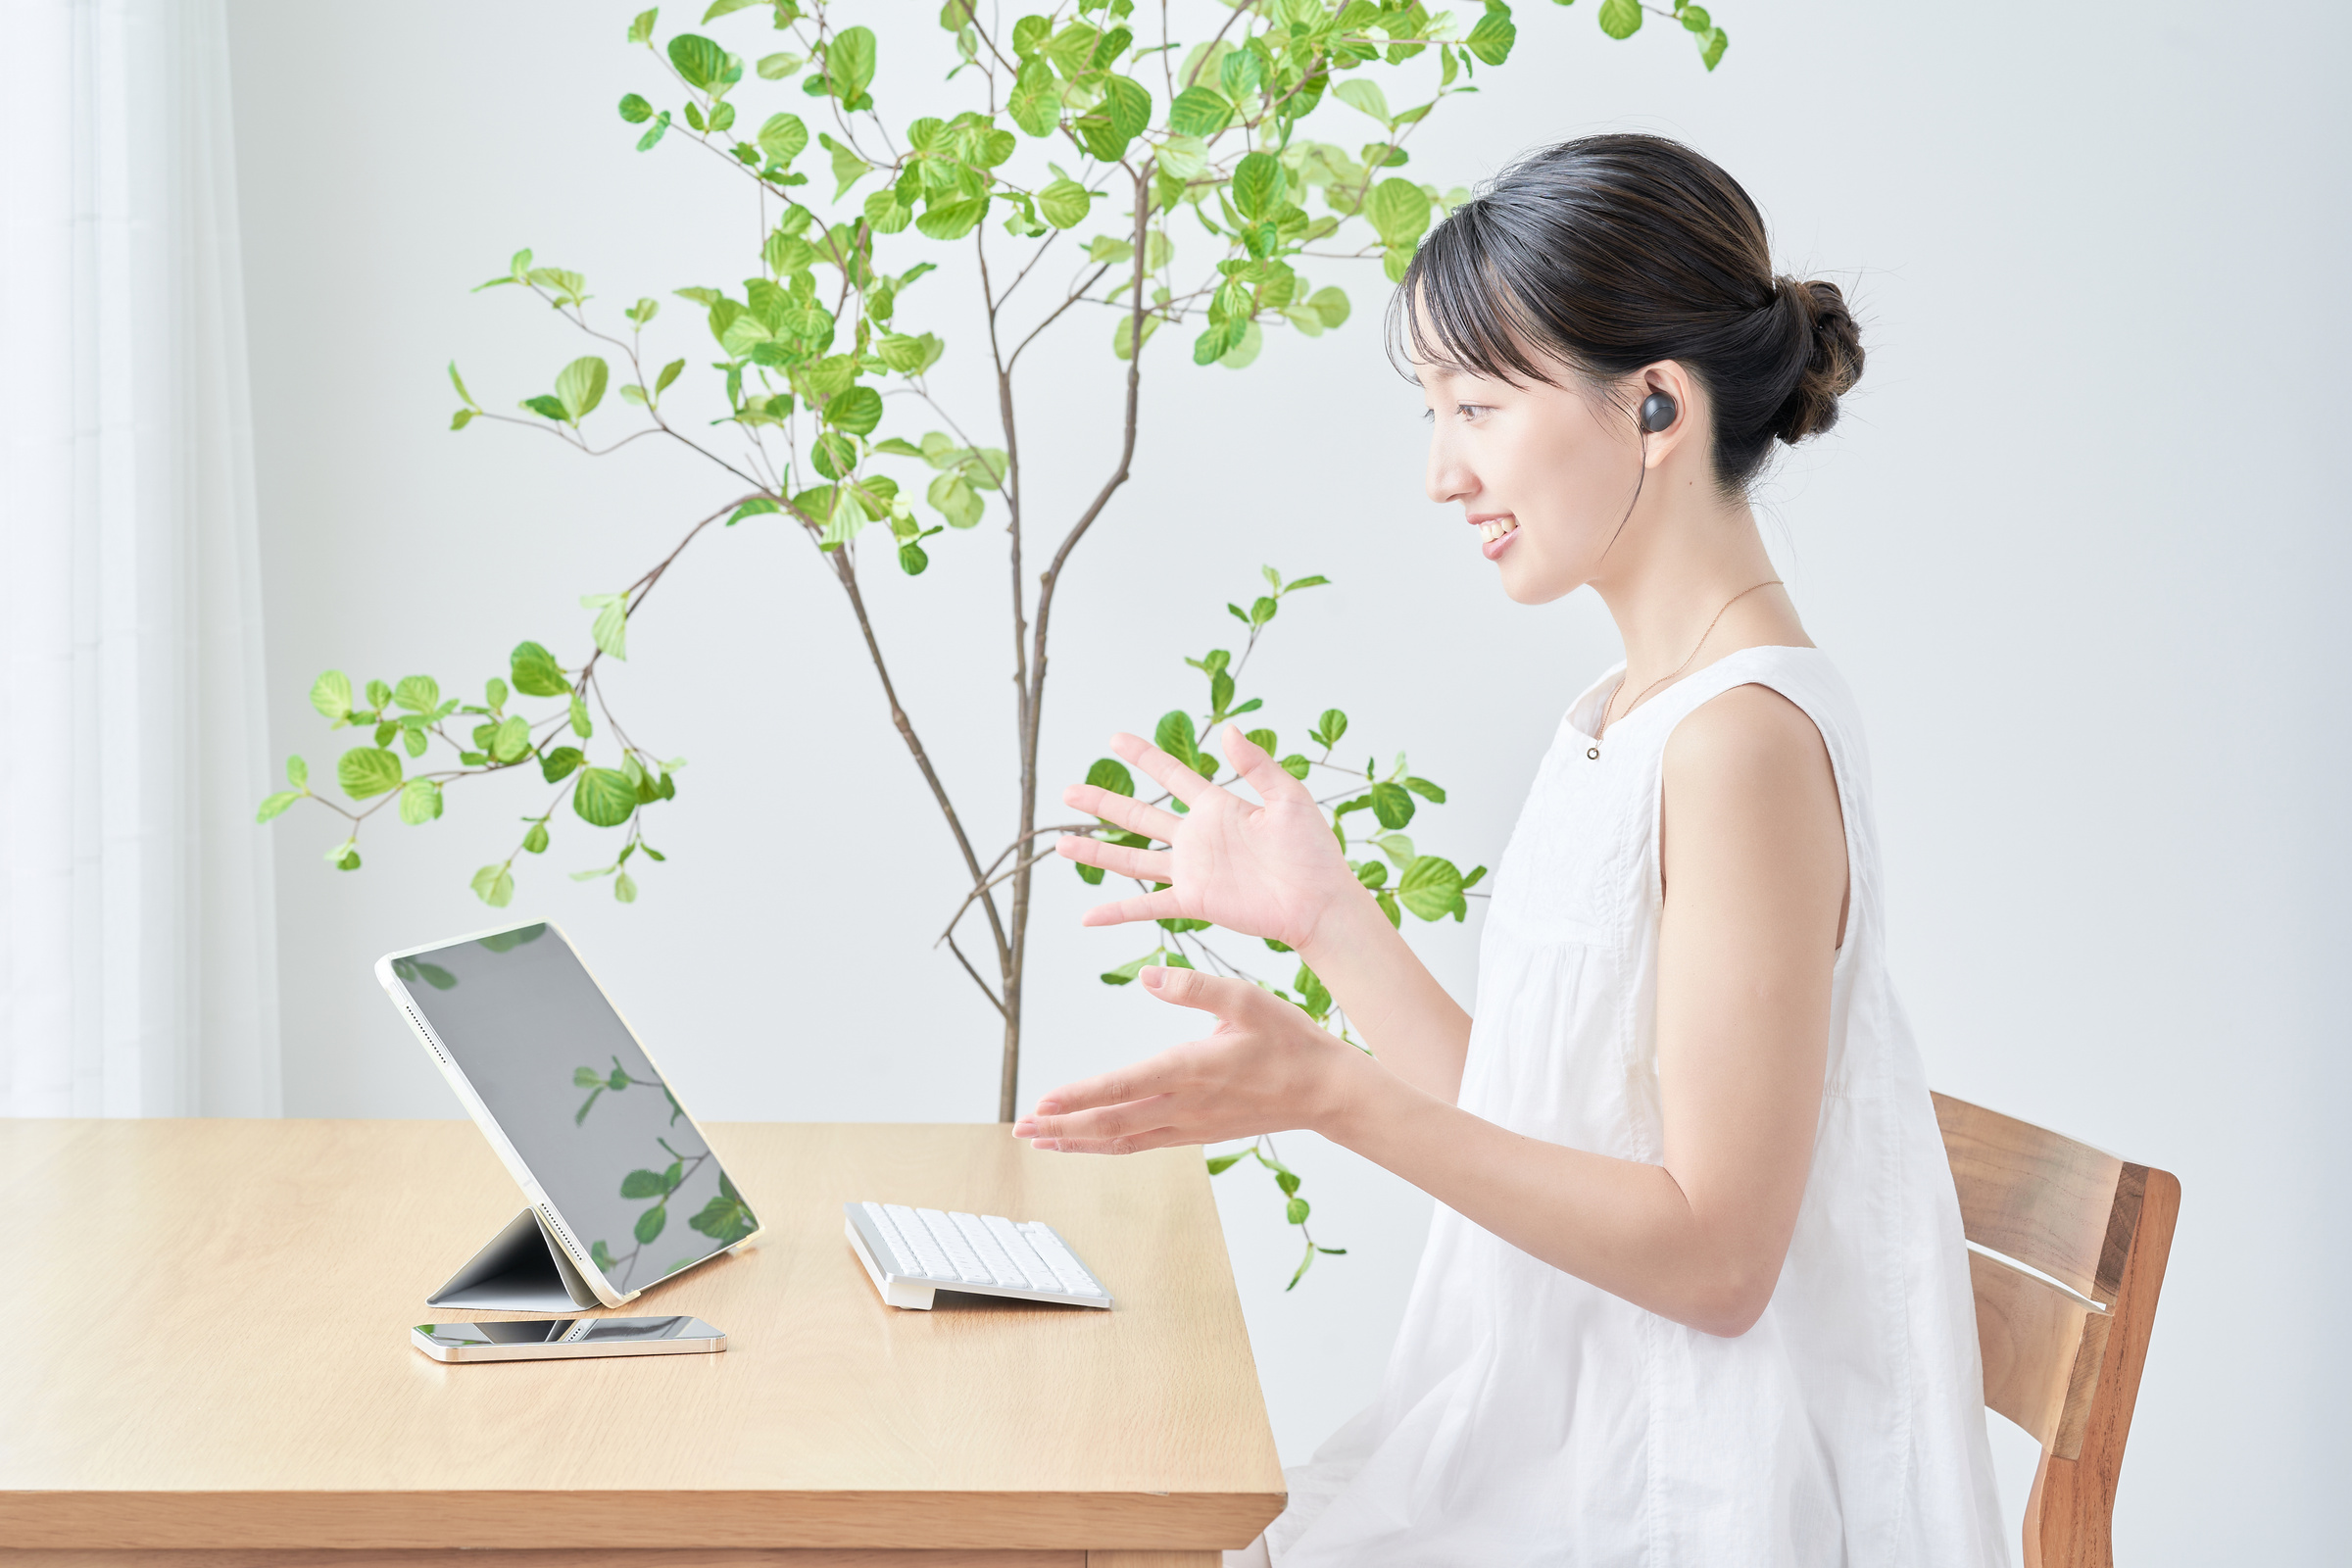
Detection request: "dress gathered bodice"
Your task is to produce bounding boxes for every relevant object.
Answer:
[1261,646,2007,1567]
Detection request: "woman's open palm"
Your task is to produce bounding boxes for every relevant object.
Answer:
[1056,725,1362,952]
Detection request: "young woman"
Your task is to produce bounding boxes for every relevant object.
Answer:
[1023,133,2006,1565]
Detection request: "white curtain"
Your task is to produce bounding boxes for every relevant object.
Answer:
[0,0,281,1116]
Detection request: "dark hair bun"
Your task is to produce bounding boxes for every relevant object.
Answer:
[1769,277,1864,446]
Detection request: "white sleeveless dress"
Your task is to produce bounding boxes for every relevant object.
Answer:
[1252,646,2008,1567]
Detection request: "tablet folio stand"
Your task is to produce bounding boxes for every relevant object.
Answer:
[426,1207,602,1312]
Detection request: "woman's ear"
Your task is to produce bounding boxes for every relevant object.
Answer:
[1637,362,1703,471]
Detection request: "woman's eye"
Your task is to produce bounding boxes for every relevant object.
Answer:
[1454,404,1493,422]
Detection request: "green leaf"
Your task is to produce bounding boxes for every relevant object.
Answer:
[1086,758,1135,797]
[916,194,990,240]
[398,779,443,825]
[1369,780,1415,829]
[1007,57,1060,136]
[1099,954,1153,986]
[574,1065,603,1088]
[1101,74,1151,139]
[615,870,639,904]
[667,32,731,91]
[541,746,585,783]
[1403,775,1446,803]
[1206,1152,1246,1175]
[689,1190,758,1243]
[569,693,594,738]
[310,670,352,720]
[489,714,531,764]
[574,767,638,828]
[826,24,877,103]
[1038,177,1092,229]
[702,0,760,19]
[1332,78,1391,124]
[627,9,658,46]
[634,1204,667,1245]
[511,641,568,698]
[826,384,884,435]
[1598,0,1642,38]
[618,92,655,124]
[1310,285,1351,329]
[820,133,871,199]
[555,357,609,421]
[1217,318,1263,370]
[523,821,550,854]
[336,746,403,800]
[1466,9,1517,65]
[392,675,439,713]
[758,111,808,165]
[1314,708,1348,747]
[1697,25,1728,70]
[1397,855,1464,920]
[1286,1196,1310,1225]
[255,791,299,823]
[925,472,983,527]
[1112,312,1162,361]
[1155,710,1199,769]
[1368,177,1432,247]
[1166,85,1232,137]
[637,110,671,151]
[590,1238,616,1270]
[757,51,804,80]
[1230,151,1283,222]
[469,863,514,907]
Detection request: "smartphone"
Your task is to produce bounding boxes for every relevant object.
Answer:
[410,1314,725,1363]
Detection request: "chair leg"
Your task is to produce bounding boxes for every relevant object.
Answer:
[2025,1449,2111,1568]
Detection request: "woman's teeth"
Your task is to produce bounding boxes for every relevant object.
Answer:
[1477,518,1518,543]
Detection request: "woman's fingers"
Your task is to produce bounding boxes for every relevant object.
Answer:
[1077,887,1188,927]
[1140,963,1271,1022]
[1222,723,1312,807]
[1056,835,1170,882]
[1109,730,1223,809]
[1022,1055,1187,1122]
[1019,1093,1180,1146]
[1033,1126,1191,1155]
[1062,783,1183,842]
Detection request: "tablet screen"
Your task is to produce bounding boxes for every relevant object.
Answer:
[389,923,756,1292]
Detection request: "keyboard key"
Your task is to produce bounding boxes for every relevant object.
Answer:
[859,1201,910,1272]
[884,1203,955,1279]
[982,1214,1061,1291]
[951,1210,1024,1288]
[1021,1225,1105,1296]
[916,1208,992,1284]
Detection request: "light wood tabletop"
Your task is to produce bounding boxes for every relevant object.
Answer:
[0,1119,1285,1568]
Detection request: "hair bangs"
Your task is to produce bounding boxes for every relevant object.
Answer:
[1384,201,1574,390]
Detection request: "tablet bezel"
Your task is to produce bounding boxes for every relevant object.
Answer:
[376,918,763,1308]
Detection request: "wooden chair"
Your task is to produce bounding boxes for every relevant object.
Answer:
[1933,1092,2180,1568]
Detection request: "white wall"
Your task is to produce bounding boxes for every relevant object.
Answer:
[225,2,2344,1558]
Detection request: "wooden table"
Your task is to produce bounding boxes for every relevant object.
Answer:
[0,1119,1285,1567]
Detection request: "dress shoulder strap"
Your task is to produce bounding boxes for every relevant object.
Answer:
[1620,644,1864,775]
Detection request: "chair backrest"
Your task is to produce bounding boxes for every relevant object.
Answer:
[1931,1092,2179,1568]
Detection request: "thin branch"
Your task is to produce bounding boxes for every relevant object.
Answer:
[946,929,1007,1015]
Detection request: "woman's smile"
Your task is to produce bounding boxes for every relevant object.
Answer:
[1472,514,1521,559]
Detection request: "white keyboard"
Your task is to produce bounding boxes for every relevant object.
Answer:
[844,1200,1112,1310]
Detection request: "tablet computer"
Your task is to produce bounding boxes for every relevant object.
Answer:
[377,920,761,1308]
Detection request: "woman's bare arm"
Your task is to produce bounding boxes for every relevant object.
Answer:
[1025,686,1845,1336]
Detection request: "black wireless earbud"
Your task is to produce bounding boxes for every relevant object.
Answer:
[1640,391,1678,433]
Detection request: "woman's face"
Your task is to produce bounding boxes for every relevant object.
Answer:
[1414,349,1651,606]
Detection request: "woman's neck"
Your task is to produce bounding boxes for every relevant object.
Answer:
[1591,495,1806,713]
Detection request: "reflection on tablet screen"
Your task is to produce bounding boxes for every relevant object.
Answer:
[391,924,756,1291]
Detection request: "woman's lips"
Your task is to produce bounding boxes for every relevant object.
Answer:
[1476,515,1520,561]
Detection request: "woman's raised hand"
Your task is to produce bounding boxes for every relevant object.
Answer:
[1056,725,1364,952]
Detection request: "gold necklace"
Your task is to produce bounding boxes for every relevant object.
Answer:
[1593,578,1784,748]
